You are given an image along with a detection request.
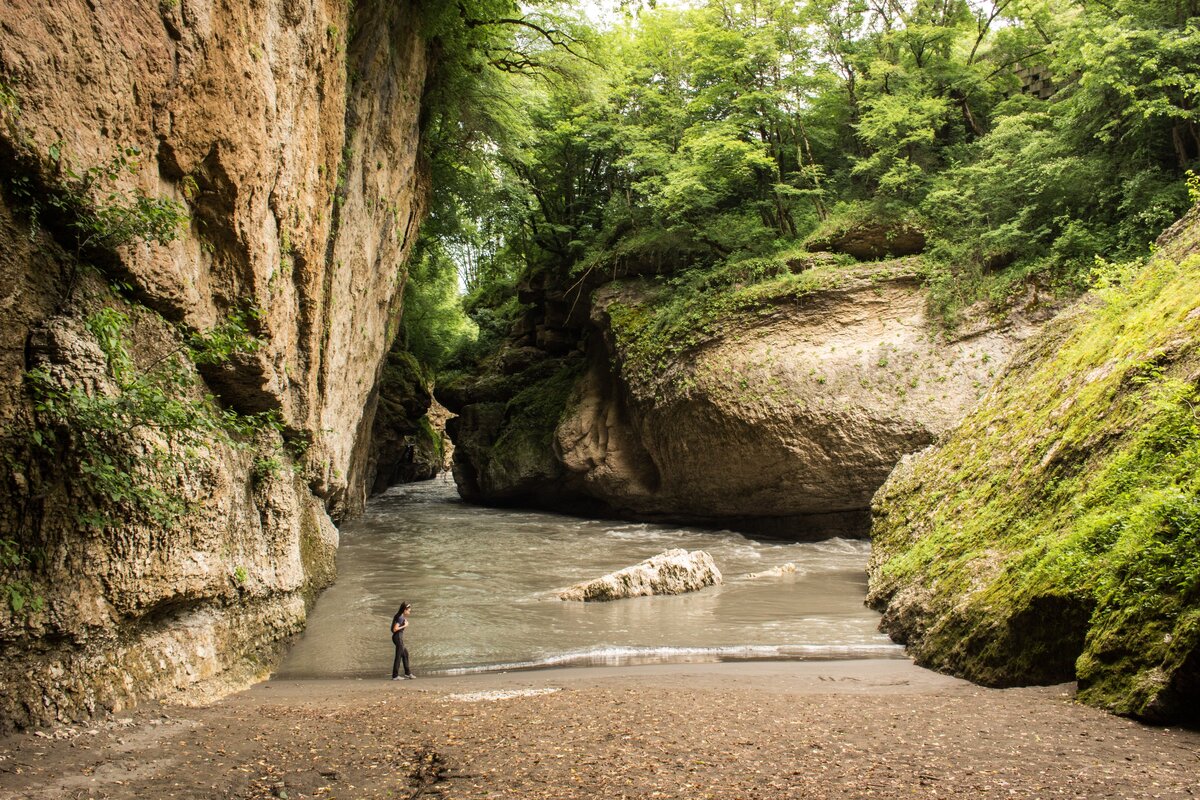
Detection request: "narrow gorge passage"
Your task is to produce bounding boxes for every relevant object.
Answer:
[277,478,900,678]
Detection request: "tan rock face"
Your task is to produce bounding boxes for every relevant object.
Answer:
[554,549,722,602]
[449,262,1046,536]
[571,267,1039,532]
[808,222,927,260]
[0,0,428,730]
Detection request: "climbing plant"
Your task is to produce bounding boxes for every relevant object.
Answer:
[0,124,283,611]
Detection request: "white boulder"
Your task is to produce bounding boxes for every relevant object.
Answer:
[555,549,722,602]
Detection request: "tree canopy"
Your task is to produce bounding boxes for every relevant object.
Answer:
[406,0,1200,372]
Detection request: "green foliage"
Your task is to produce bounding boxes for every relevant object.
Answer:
[0,79,18,115]
[25,304,277,529]
[440,0,1198,339]
[251,455,285,485]
[8,142,189,252]
[1,538,43,615]
[870,252,1200,720]
[187,307,263,365]
[400,242,478,373]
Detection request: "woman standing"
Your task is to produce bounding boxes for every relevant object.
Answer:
[391,602,414,680]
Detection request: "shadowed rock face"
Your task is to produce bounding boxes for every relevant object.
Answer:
[0,0,428,730]
[554,549,722,602]
[447,261,1046,537]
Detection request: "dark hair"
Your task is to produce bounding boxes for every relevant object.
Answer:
[396,602,410,616]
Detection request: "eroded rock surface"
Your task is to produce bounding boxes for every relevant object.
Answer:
[0,0,428,730]
[555,549,722,601]
[809,221,927,260]
[447,260,1047,536]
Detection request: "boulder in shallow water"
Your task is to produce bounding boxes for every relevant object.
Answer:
[744,562,798,580]
[555,549,721,601]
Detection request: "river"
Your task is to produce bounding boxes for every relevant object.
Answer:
[275,477,902,678]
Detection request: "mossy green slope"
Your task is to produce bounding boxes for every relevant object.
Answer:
[603,254,918,401]
[867,210,1200,723]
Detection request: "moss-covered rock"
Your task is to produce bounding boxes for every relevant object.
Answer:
[447,251,1044,532]
[448,358,586,506]
[366,348,455,493]
[867,206,1200,722]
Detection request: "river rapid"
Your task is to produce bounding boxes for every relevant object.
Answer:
[276,478,902,678]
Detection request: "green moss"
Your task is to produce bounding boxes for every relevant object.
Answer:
[606,254,919,400]
[493,362,584,455]
[416,415,443,463]
[870,250,1200,722]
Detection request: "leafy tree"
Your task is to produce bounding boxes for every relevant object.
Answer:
[422,0,1200,335]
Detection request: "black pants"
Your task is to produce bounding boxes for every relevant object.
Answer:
[392,633,410,678]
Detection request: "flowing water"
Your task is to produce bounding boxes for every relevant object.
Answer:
[276,478,903,678]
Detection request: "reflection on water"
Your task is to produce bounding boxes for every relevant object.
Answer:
[275,478,902,678]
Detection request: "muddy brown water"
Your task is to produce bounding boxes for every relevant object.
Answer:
[276,477,901,678]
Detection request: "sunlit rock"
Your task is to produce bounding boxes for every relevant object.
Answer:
[555,549,722,602]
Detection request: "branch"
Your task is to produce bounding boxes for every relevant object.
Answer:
[462,9,600,67]
[985,47,1051,81]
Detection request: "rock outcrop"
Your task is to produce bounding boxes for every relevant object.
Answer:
[866,205,1200,723]
[0,0,429,730]
[365,349,451,494]
[447,258,1046,536]
[808,221,927,260]
[554,549,721,601]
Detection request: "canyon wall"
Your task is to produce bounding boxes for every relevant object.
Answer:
[0,0,428,730]
[445,257,1048,536]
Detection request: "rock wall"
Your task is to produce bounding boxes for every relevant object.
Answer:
[866,205,1200,722]
[0,0,428,730]
[445,258,1046,536]
[364,347,452,495]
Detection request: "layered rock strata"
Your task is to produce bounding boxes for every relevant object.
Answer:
[446,258,1046,536]
[0,0,428,730]
[554,549,722,602]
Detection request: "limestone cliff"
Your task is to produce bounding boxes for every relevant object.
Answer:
[0,0,428,730]
[866,205,1200,723]
[445,256,1046,536]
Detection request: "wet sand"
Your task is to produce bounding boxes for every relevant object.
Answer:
[1,660,1197,799]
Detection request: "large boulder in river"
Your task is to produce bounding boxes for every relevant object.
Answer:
[447,257,1048,536]
[555,549,722,601]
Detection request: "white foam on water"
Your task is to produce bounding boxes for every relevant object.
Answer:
[434,643,906,676]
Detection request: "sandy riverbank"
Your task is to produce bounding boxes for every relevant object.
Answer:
[1,659,1196,799]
